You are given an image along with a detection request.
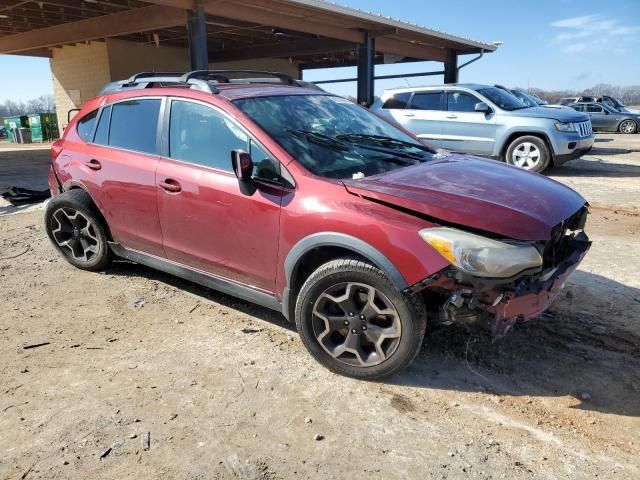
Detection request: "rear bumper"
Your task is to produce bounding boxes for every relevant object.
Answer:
[47,166,61,196]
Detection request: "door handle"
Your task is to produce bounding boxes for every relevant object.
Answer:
[85,159,102,170]
[446,115,458,119]
[403,113,415,117]
[159,179,182,193]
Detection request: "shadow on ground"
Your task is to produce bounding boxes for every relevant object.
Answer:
[107,260,640,418]
[549,156,640,178]
[591,146,640,155]
[0,148,51,194]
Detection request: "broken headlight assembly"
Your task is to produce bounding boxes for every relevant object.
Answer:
[419,227,543,279]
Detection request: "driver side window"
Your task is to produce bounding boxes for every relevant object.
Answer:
[447,92,481,112]
[169,100,248,171]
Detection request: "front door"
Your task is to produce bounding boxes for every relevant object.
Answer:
[585,104,611,130]
[156,98,284,292]
[441,91,496,155]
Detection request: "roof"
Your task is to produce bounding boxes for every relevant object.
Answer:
[381,83,493,94]
[287,0,497,52]
[0,0,497,65]
[215,84,328,101]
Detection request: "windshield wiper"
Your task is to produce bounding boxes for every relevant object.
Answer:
[335,133,430,161]
[287,129,349,151]
[337,133,431,151]
[288,129,423,165]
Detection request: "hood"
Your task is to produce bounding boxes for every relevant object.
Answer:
[342,155,586,241]
[507,106,589,123]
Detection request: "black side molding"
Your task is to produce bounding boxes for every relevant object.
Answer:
[108,242,282,313]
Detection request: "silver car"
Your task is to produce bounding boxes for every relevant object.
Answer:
[569,102,639,134]
[372,84,594,173]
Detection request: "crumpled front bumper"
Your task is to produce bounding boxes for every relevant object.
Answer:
[413,232,591,336]
[485,236,590,334]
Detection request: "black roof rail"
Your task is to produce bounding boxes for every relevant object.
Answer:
[119,76,218,94]
[181,70,297,86]
[127,72,186,82]
[103,69,302,96]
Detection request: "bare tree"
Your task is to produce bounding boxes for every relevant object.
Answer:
[0,94,56,118]
[526,85,640,106]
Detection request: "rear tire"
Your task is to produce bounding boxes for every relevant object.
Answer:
[44,189,112,271]
[505,135,550,173]
[619,120,637,134]
[294,257,426,380]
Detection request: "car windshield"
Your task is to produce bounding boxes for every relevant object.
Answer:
[511,90,538,108]
[477,87,528,111]
[234,94,437,179]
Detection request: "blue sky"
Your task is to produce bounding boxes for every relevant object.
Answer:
[1,0,639,102]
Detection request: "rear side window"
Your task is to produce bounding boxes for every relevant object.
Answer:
[77,110,98,142]
[109,99,161,154]
[447,92,481,112]
[382,92,411,109]
[571,105,585,112]
[410,92,442,111]
[93,106,111,146]
[169,100,248,171]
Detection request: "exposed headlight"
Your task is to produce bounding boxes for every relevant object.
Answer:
[554,122,577,132]
[419,227,543,278]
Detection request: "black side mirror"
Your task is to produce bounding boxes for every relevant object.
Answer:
[231,150,253,181]
[475,102,491,113]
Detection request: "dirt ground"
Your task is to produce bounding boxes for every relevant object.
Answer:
[0,134,639,480]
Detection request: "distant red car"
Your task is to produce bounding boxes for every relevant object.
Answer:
[45,71,590,379]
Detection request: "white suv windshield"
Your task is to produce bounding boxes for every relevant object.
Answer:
[477,87,528,111]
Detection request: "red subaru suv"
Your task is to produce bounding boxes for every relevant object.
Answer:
[45,71,590,379]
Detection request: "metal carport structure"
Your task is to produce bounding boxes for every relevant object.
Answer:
[0,0,497,114]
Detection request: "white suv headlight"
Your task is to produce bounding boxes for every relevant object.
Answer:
[555,122,577,132]
[419,227,543,278]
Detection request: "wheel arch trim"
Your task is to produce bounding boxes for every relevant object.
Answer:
[282,232,409,320]
[54,182,113,240]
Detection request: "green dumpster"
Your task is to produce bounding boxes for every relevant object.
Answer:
[2,116,29,143]
[27,113,59,142]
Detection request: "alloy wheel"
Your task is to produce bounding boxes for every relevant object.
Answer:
[512,142,541,170]
[50,208,100,262]
[312,282,401,367]
[620,120,636,134]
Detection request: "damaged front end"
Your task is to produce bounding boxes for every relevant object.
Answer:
[409,207,591,336]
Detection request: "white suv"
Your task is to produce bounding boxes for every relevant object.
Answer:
[372,84,594,173]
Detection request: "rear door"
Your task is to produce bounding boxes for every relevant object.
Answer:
[155,98,285,292]
[401,91,445,147]
[69,98,165,257]
[375,91,411,127]
[441,90,496,155]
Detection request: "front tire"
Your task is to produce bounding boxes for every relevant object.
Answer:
[44,189,112,271]
[619,120,637,134]
[294,257,426,380]
[505,135,550,173]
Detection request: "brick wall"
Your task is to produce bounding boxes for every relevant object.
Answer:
[106,39,190,81]
[50,42,111,131]
[50,39,302,132]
